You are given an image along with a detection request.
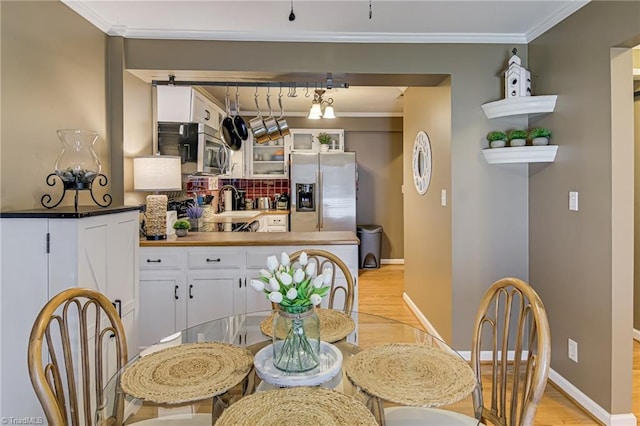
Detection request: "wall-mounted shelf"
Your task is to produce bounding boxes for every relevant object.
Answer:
[481,95,557,120]
[482,145,558,164]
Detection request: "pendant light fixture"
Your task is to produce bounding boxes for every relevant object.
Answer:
[308,89,335,120]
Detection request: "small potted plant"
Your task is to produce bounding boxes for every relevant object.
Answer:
[173,219,191,237]
[528,128,552,146]
[317,133,332,152]
[507,129,527,147]
[487,131,507,148]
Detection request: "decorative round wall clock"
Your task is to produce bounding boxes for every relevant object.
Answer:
[412,130,432,195]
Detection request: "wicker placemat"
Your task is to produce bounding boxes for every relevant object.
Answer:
[345,343,477,407]
[260,308,355,343]
[215,387,377,426]
[120,342,253,405]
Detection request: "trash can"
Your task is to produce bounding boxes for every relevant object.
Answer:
[357,225,383,269]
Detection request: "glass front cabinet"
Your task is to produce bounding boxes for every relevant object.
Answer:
[245,133,288,178]
[286,129,344,153]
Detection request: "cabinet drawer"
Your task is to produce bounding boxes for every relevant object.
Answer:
[140,252,183,270]
[267,226,288,232]
[188,250,243,269]
[267,215,287,226]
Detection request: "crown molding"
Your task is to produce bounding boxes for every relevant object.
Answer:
[526,0,590,42]
[117,28,529,44]
[61,0,112,34]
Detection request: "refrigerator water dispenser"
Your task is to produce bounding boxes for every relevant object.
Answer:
[296,183,315,211]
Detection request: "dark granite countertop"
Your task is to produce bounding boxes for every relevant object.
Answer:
[0,205,142,219]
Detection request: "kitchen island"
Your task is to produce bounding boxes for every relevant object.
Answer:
[138,230,359,351]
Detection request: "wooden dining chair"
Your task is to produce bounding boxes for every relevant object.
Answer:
[384,277,551,426]
[28,288,128,426]
[288,249,355,316]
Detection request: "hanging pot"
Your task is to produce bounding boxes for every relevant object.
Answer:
[276,93,290,137]
[233,87,249,141]
[250,93,270,144]
[221,90,242,151]
[264,94,281,141]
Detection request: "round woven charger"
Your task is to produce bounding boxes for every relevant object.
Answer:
[345,343,477,407]
[260,308,355,343]
[120,342,253,405]
[215,387,377,426]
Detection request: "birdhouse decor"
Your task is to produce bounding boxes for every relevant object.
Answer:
[504,48,531,98]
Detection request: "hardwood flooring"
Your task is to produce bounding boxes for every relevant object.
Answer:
[358,264,640,426]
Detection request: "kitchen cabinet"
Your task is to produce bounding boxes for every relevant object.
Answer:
[480,95,558,164]
[245,133,288,178]
[286,129,344,153]
[139,246,243,349]
[0,207,140,420]
[157,86,223,128]
[139,244,359,347]
[257,213,288,232]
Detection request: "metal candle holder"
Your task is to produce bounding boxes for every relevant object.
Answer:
[40,173,112,211]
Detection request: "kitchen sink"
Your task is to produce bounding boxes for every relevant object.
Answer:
[211,211,260,218]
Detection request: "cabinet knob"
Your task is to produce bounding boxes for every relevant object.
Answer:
[205,110,210,121]
[206,258,221,263]
[146,259,162,263]
[189,284,194,299]
[174,285,179,300]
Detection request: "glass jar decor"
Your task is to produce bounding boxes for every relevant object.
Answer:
[41,129,112,211]
[272,305,320,372]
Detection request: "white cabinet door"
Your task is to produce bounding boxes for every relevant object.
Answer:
[187,271,237,328]
[192,90,221,127]
[157,86,193,122]
[106,213,139,320]
[246,133,288,177]
[138,273,183,349]
[287,129,344,153]
[244,273,273,313]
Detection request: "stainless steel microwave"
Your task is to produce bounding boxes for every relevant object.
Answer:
[158,122,229,175]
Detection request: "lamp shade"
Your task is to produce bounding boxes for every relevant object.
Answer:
[322,105,336,119]
[308,103,322,119]
[134,155,182,191]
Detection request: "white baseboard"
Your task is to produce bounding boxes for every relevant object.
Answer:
[633,328,640,341]
[402,292,443,341]
[381,258,404,265]
[402,295,637,426]
[548,369,637,426]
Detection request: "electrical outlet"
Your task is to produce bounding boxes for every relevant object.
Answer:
[568,338,578,362]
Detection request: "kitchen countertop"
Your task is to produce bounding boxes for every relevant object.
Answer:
[0,205,141,218]
[140,231,359,247]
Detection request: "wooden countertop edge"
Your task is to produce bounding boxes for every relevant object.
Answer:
[140,231,360,247]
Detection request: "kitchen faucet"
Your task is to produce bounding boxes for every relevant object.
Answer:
[219,185,239,212]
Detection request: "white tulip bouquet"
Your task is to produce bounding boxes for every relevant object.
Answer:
[251,252,331,309]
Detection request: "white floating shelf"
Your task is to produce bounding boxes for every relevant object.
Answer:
[482,145,558,164]
[481,95,558,120]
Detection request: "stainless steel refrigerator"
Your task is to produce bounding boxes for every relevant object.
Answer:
[290,152,357,233]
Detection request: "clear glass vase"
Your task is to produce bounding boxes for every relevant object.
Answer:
[54,129,101,186]
[272,305,320,372]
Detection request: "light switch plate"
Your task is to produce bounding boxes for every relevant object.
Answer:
[569,191,579,211]
[441,189,447,207]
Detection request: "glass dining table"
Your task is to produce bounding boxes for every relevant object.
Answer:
[98,310,480,425]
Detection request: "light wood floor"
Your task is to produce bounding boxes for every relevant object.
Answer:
[358,264,640,426]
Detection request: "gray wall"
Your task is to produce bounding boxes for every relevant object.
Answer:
[635,78,640,331]
[404,84,453,340]
[529,1,640,414]
[0,1,108,210]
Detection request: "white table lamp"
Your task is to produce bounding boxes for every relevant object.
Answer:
[134,155,182,240]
